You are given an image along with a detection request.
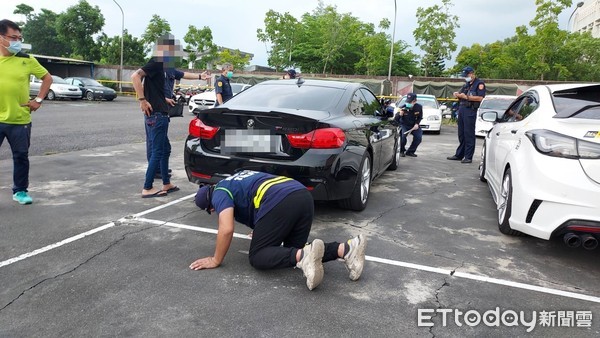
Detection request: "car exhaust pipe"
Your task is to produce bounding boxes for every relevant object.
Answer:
[563,233,581,248]
[581,234,598,250]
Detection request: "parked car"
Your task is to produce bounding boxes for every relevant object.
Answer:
[64,77,117,101]
[188,83,251,113]
[478,83,600,247]
[475,95,517,137]
[30,75,82,101]
[394,94,446,134]
[184,79,400,211]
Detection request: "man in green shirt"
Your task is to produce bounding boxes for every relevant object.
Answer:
[0,19,52,204]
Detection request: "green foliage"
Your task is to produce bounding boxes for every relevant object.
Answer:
[22,9,72,57]
[413,0,459,76]
[55,0,104,61]
[97,30,146,67]
[141,15,171,54]
[183,25,217,69]
[257,10,301,71]
[13,3,34,25]
[217,49,251,70]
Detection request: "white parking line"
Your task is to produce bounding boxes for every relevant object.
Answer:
[2,194,600,305]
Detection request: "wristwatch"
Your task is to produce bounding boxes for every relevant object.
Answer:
[34,97,43,104]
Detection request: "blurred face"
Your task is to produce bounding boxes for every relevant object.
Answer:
[154,39,184,67]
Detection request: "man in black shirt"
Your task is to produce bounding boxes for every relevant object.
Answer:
[131,34,180,198]
[394,93,423,157]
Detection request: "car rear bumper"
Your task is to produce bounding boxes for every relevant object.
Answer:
[183,137,361,201]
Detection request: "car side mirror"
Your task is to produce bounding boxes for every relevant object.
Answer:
[481,111,499,122]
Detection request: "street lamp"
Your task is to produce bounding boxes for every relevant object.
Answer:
[112,0,124,93]
[387,0,397,81]
[567,1,584,31]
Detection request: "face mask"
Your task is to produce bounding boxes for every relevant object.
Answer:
[465,76,472,82]
[405,103,413,109]
[1,37,21,54]
[226,71,233,79]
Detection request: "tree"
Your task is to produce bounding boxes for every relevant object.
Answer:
[217,49,251,71]
[21,8,72,57]
[13,3,34,25]
[55,0,105,61]
[141,15,171,54]
[183,25,217,69]
[413,0,459,76]
[257,10,301,71]
[97,30,146,67]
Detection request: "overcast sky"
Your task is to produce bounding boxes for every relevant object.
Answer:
[0,0,583,67]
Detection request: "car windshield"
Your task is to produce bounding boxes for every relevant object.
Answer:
[397,97,438,109]
[226,83,345,111]
[51,76,68,84]
[481,98,514,110]
[231,83,248,95]
[80,78,102,86]
[553,85,600,119]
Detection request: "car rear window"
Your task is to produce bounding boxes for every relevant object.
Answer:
[553,85,600,119]
[397,97,438,109]
[226,83,345,111]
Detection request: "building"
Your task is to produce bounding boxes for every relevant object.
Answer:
[571,0,600,38]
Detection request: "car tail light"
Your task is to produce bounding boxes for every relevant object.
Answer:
[525,129,600,159]
[189,118,219,139]
[286,128,346,149]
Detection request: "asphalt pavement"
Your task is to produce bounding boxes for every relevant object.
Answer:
[0,100,599,337]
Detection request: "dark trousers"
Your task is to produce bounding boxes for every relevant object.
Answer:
[0,122,31,193]
[143,114,171,189]
[454,108,476,160]
[400,125,423,154]
[249,189,340,270]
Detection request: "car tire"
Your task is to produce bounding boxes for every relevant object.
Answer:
[106,98,114,101]
[387,137,400,171]
[47,90,55,101]
[497,168,523,236]
[432,129,441,135]
[86,91,94,101]
[479,140,487,182]
[338,153,371,211]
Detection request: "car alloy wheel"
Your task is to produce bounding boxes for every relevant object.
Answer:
[497,167,522,236]
[86,91,94,101]
[47,90,55,101]
[479,140,487,182]
[359,156,371,205]
[387,138,400,171]
[338,153,371,211]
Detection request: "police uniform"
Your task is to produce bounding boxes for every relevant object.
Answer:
[394,103,423,155]
[195,170,344,270]
[214,74,233,105]
[454,78,486,161]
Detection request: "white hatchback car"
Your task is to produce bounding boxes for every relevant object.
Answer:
[475,95,516,137]
[188,83,251,113]
[479,83,600,247]
[394,94,446,134]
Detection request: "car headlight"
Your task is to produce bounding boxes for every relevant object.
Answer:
[427,115,440,121]
[525,129,600,159]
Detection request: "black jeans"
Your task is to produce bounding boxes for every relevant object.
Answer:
[249,189,340,270]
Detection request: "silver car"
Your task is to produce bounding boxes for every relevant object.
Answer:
[30,75,82,100]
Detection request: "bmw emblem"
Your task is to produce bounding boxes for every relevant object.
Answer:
[247,119,255,129]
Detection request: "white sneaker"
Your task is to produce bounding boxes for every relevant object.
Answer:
[344,234,366,281]
[296,239,325,290]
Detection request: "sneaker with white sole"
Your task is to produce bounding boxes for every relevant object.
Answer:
[296,239,325,290]
[344,234,366,281]
[13,191,33,205]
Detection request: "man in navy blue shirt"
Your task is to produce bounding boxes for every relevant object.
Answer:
[447,66,486,164]
[215,63,233,106]
[394,93,423,157]
[190,170,367,291]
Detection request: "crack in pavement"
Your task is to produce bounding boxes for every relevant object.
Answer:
[0,225,156,313]
[428,262,463,338]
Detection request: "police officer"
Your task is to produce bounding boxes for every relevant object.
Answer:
[447,66,486,164]
[215,63,233,106]
[394,93,423,157]
[190,170,367,291]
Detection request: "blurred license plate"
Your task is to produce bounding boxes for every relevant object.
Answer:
[222,129,279,153]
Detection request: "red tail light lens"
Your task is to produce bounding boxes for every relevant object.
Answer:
[189,118,220,139]
[287,128,346,149]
